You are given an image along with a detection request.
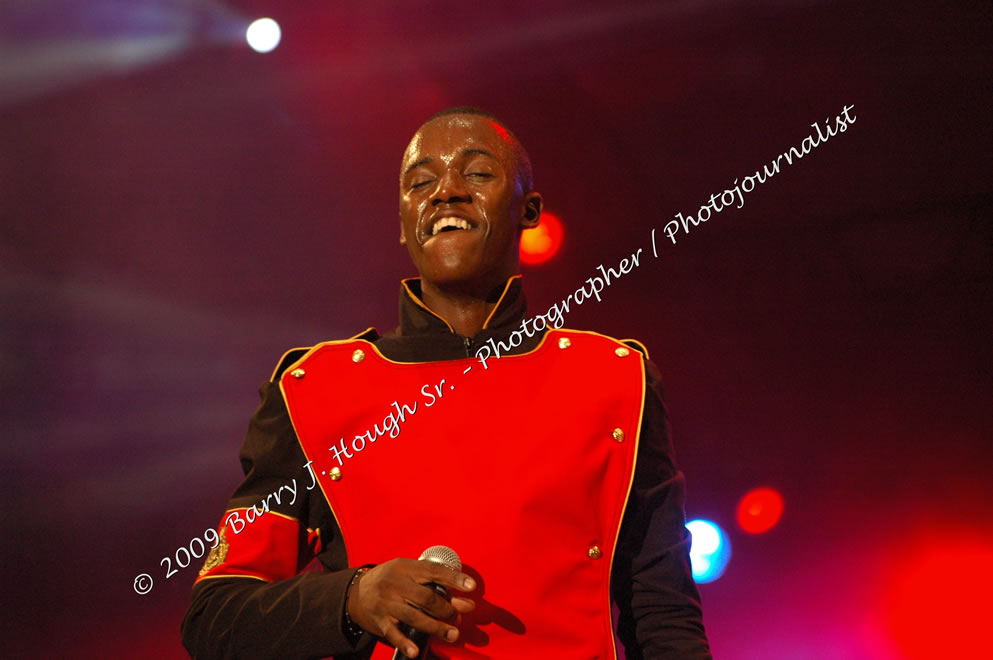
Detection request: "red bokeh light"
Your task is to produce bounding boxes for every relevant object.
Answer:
[736,487,784,534]
[520,211,564,265]
[883,534,993,659]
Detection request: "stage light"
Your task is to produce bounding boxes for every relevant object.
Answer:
[736,487,784,534]
[246,18,281,53]
[520,211,564,265]
[686,519,731,584]
[884,534,993,658]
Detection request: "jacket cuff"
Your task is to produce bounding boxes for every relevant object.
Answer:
[297,569,377,656]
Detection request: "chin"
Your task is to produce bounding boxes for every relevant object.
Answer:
[420,258,506,290]
[421,264,480,287]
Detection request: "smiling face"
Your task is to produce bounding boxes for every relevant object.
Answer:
[399,114,542,292]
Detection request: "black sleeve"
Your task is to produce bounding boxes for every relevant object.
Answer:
[611,356,712,659]
[181,380,376,660]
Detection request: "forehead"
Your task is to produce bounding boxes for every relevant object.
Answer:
[402,115,514,168]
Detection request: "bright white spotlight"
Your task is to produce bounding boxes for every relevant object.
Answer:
[246,18,281,53]
[687,520,720,554]
[687,519,732,584]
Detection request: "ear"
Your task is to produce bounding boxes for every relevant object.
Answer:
[399,218,407,245]
[520,192,543,230]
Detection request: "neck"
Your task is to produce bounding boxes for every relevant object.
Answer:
[419,277,511,337]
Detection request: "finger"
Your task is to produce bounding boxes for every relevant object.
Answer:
[452,572,476,592]
[381,621,420,660]
[450,597,475,613]
[407,584,459,621]
[394,601,460,644]
[418,563,476,593]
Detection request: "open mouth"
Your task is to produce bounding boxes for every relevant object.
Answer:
[426,216,473,239]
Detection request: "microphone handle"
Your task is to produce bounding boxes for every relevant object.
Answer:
[391,582,450,660]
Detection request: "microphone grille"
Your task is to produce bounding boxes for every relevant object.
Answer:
[418,545,462,572]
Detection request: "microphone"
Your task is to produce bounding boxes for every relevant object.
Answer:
[392,545,462,660]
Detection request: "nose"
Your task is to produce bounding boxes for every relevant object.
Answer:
[432,170,471,206]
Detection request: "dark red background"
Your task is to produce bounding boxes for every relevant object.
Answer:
[2,1,990,658]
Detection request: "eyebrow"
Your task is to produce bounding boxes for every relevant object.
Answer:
[403,157,432,177]
[462,148,497,160]
[402,148,499,177]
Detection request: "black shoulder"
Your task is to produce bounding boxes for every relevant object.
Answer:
[267,327,380,382]
[620,338,650,359]
[269,347,311,382]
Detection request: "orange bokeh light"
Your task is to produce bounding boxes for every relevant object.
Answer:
[736,487,784,534]
[520,211,564,265]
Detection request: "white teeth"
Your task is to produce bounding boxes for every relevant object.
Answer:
[430,217,470,236]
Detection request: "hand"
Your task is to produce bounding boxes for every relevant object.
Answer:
[346,558,477,658]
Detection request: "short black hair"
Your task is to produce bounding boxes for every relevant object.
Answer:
[421,106,534,193]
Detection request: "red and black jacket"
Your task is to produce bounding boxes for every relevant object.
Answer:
[181,275,709,659]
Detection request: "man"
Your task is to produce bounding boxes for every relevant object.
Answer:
[182,107,710,659]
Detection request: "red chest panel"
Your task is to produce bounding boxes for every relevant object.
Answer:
[280,329,645,659]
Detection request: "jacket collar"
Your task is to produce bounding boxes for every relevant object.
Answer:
[395,274,528,338]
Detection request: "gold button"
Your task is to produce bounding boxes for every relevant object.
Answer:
[290,368,305,379]
[558,337,571,349]
[612,428,625,443]
[329,467,342,481]
[614,347,630,357]
[588,545,602,560]
[352,349,365,363]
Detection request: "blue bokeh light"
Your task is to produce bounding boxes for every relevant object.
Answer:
[687,519,732,584]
